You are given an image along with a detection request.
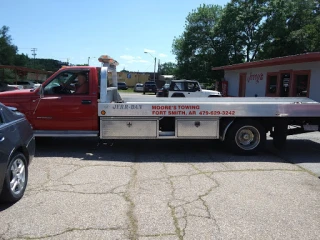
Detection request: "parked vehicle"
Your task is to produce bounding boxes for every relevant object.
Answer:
[157,80,222,98]
[0,54,319,155]
[143,81,157,94]
[0,103,35,203]
[15,80,36,89]
[30,80,42,88]
[0,82,22,92]
[134,83,144,92]
[156,83,170,97]
[117,82,128,90]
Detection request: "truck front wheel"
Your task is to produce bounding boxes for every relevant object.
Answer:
[226,120,266,155]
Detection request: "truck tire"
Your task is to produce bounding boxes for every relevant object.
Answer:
[225,119,266,155]
[272,122,288,150]
[0,152,28,203]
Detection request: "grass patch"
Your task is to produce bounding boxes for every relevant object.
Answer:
[118,87,134,93]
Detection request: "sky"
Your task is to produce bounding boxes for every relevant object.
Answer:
[1,0,229,72]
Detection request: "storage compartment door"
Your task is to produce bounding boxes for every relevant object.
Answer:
[100,120,157,139]
[177,119,219,138]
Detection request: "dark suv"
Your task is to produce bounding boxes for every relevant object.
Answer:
[143,81,157,94]
[117,82,128,90]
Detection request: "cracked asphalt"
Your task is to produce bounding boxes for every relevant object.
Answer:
[0,132,320,240]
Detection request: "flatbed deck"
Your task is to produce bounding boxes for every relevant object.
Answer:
[98,97,320,117]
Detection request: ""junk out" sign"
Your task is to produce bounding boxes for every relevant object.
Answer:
[246,72,264,83]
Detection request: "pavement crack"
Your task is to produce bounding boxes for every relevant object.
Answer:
[140,233,176,237]
[26,189,121,196]
[267,148,319,177]
[123,158,138,240]
[163,163,183,240]
[8,227,126,240]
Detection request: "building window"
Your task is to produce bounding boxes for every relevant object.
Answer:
[293,72,310,97]
[266,73,278,97]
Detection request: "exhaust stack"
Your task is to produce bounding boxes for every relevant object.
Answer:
[98,55,121,103]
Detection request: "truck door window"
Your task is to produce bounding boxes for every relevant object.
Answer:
[43,71,89,95]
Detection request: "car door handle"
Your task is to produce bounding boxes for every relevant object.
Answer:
[82,100,92,104]
[0,136,5,142]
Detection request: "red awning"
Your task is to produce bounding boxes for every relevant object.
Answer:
[212,52,320,71]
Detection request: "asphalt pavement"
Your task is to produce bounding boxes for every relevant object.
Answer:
[0,133,319,240]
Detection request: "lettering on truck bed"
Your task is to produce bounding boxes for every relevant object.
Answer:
[102,104,237,116]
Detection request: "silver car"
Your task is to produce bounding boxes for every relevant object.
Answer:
[0,103,35,203]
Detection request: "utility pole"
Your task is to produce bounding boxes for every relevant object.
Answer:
[31,48,37,68]
[144,51,156,81]
[153,57,156,81]
[158,59,161,75]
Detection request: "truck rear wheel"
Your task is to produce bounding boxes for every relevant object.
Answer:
[226,120,266,155]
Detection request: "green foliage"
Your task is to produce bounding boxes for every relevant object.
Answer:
[172,0,320,81]
[159,62,177,75]
[217,0,270,62]
[0,26,18,65]
[257,0,320,59]
[172,4,225,83]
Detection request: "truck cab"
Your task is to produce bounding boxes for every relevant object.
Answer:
[0,67,101,136]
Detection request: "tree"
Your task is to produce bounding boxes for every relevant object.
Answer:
[257,0,320,59]
[0,26,18,65]
[217,0,270,63]
[172,4,225,83]
[14,53,29,66]
[159,62,177,75]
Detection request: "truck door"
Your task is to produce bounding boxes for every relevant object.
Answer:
[32,70,97,131]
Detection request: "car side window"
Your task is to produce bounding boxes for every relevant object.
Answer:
[173,83,183,91]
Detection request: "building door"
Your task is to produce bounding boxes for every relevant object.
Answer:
[279,73,290,97]
[238,74,246,97]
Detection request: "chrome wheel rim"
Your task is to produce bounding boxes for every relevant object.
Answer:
[235,126,260,150]
[10,158,26,195]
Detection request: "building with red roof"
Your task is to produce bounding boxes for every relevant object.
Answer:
[212,52,320,102]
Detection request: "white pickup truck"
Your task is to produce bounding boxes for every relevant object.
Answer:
[156,79,222,98]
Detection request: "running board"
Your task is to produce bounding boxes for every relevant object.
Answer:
[34,130,99,137]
